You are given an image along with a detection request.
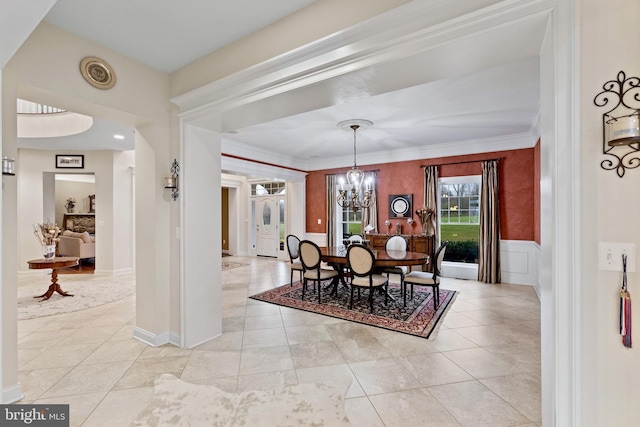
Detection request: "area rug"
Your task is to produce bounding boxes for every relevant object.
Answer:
[250,281,456,339]
[17,274,135,320]
[133,373,352,426]
[222,262,249,271]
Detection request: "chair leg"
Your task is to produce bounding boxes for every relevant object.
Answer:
[434,285,439,308]
[290,270,294,287]
[384,283,388,306]
[349,286,355,309]
[369,288,374,313]
[301,279,307,300]
[410,284,414,300]
[318,280,322,304]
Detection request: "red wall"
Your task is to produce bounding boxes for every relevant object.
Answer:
[534,139,541,244]
[306,148,537,241]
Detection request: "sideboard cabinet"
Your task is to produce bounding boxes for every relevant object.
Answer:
[367,233,435,272]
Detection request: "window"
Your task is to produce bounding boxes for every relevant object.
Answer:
[439,176,480,263]
[336,188,363,243]
[251,181,285,196]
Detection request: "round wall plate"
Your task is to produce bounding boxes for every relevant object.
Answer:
[389,194,412,217]
[80,56,116,90]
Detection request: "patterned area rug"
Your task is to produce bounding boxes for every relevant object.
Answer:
[250,280,456,339]
[17,274,135,320]
[222,262,249,271]
[133,374,352,426]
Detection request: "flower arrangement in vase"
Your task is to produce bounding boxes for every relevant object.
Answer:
[415,207,436,236]
[65,197,76,213]
[33,222,61,259]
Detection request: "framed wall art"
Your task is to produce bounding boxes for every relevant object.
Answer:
[389,194,412,218]
[56,155,84,169]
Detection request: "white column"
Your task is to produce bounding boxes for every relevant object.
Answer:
[1,69,22,403]
[181,123,222,348]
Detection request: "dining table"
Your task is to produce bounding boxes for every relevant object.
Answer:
[319,246,430,301]
[320,246,429,267]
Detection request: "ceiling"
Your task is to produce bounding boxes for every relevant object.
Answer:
[17,0,545,173]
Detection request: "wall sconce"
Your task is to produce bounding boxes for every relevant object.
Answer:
[2,156,15,176]
[163,159,179,201]
[594,71,640,177]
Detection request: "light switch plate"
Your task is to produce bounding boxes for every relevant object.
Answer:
[598,242,636,272]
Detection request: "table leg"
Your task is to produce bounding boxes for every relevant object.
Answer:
[327,263,349,297]
[34,269,74,300]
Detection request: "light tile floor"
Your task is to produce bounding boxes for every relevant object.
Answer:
[17,256,541,426]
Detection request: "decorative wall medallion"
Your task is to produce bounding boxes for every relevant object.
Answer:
[80,56,116,89]
[389,194,413,218]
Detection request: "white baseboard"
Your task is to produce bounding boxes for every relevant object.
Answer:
[169,332,182,347]
[133,327,171,347]
[2,383,23,404]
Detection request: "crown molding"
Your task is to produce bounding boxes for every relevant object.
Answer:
[221,155,306,182]
[304,132,538,171]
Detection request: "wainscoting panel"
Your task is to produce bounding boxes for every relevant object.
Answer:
[500,240,539,286]
[305,233,327,247]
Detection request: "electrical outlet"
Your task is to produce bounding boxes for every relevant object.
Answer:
[598,242,636,272]
[317,219,322,225]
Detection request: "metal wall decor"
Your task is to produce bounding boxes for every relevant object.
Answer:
[163,159,180,201]
[80,56,116,89]
[593,71,640,177]
[2,157,15,176]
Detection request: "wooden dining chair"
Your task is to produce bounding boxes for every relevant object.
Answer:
[382,235,409,305]
[299,240,339,303]
[286,234,303,286]
[347,244,389,313]
[403,241,448,308]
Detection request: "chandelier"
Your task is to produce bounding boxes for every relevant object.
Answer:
[336,119,373,212]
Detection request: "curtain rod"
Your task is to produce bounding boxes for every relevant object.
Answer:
[420,157,501,168]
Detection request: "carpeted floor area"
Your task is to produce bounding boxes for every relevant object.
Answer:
[250,280,456,339]
[17,273,135,320]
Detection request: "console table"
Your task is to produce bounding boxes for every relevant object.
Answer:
[27,257,79,300]
[366,233,435,272]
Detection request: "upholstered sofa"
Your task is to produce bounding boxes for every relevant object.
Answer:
[57,230,95,259]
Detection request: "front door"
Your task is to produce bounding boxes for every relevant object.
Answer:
[256,198,278,257]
